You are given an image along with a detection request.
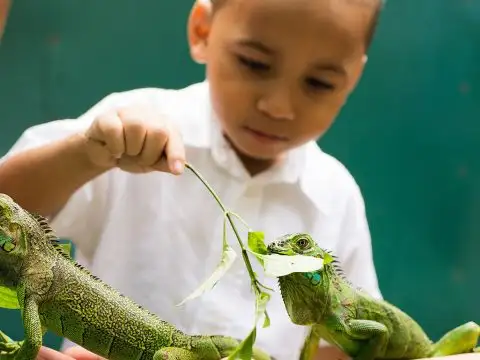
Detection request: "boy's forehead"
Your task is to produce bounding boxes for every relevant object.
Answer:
[216,0,377,36]
[216,0,379,16]
[342,0,381,7]
[215,0,376,56]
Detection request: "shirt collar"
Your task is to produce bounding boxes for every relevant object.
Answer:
[297,142,335,216]
[208,105,307,185]
[185,80,332,214]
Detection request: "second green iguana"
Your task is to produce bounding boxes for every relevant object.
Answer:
[266,233,479,360]
[0,193,271,360]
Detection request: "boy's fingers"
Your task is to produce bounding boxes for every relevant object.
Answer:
[63,346,106,360]
[164,126,185,175]
[36,346,75,360]
[87,106,185,174]
[138,124,169,167]
[151,125,185,174]
[87,112,125,158]
[121,117,147,157]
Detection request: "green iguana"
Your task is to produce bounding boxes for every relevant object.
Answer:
[0,193,271,360]
[266,233,479,360]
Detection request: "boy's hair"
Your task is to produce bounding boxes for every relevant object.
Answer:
[210,0,384,51]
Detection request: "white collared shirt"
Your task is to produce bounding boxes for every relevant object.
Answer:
[3,81,381,360]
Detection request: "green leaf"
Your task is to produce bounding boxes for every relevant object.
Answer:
[0,286,19,309]
[227,327,257,360]
[255,291,271,328]
[247,231,268,255]
[228,287,272,358]
[176,244,236,306]
[252,253,324,277]
[177,215,237,306]
[262,311,270,328]
[247,231,268,268]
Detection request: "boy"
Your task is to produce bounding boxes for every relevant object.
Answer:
[0,0,384,359]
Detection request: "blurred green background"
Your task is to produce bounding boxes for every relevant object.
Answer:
[0,0,478,350]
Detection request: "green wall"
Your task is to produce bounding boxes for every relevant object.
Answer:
[0,0,478,350]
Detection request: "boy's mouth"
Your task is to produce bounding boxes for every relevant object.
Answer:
[243,126,289,142]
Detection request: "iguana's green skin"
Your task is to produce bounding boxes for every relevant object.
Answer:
[267,233,479,360]
[0,193,271,360]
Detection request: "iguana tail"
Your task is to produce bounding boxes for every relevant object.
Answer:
[431,321,479,357]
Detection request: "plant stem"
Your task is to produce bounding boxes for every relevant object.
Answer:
[185,163,226,212]
[185,163,262,294]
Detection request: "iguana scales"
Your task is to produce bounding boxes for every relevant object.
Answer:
[0,193,271,360]
[266,233,479,360]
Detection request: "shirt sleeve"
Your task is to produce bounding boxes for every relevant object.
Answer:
[0,91,135,261]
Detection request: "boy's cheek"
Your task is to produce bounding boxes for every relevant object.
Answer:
[0,0,11,41]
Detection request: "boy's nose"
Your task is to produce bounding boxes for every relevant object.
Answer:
[257,86,295,121]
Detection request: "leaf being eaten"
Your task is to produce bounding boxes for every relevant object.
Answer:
[247,231,324,277]
[260,253,324,277]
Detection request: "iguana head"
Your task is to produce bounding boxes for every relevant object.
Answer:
[267,233,337,325]
[0,193,43,285]
[0,193,29,253]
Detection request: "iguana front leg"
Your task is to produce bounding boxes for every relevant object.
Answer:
[299,326,321,360]
[0,331,23,356]
[345,320,389,360]
[4,298,43,360]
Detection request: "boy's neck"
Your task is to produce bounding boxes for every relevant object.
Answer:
[223,134,280,176]
[236,152,277,176]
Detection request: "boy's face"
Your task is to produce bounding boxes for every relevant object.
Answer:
[188,0,375,161]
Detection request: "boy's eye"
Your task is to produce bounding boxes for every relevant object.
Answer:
[237,55,270,72]
[306,77,334,91]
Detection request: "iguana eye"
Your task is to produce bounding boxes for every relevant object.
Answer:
[296,237,309,248]
[0,231,15,252]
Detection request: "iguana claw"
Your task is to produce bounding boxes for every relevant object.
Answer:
[0,331,22,358]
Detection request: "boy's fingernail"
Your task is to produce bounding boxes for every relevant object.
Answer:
[172,160,184,174]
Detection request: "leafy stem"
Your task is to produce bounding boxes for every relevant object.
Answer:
[182,162,323,358]
[184,163,265,295]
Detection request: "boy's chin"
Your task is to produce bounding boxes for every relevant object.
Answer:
[223,131,281,159]
[234,142,287,163]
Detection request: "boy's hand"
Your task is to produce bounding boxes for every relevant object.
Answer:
[83,105,185,175]
[36,346,103,360]
[35,346,252,360]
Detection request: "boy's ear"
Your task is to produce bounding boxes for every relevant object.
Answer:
[347,54,368,94]
[187,0,213,64]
